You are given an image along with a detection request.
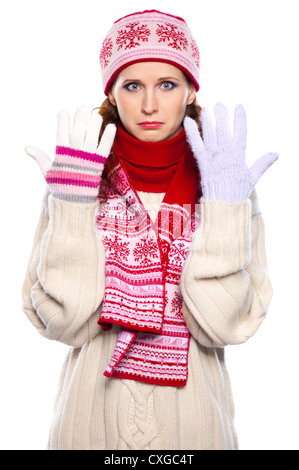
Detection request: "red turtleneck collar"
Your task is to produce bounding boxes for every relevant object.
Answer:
[113,125,190,193]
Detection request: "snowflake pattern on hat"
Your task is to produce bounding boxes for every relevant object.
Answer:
[156,22,188,51]
[116,22,151,50]
[100,37,113,68]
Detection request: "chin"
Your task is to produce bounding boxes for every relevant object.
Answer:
[141,135,167,143]
[131,129,165,142]
[139,128,178,142]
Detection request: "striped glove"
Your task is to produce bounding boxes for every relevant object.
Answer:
[184,103,278,202]
[25,106,116,204]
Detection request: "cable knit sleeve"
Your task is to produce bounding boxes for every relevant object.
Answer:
[22,191,106,347]
[180,190,273,347]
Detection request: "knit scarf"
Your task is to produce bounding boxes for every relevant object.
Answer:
[96,125,201,386]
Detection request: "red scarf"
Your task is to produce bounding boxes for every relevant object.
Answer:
[113,124,200,205]
[96,126,201,386]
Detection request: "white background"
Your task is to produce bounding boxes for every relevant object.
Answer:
[1,0,298,450]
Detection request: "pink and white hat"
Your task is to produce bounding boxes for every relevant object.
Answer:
[100,10,200,95]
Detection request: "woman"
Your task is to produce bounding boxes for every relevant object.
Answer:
[22,10,278,450]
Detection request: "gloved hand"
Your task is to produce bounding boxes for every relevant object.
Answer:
[184,103,278,202]
[25,106,116,204]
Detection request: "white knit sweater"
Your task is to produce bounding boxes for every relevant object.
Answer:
[22,189,272,450]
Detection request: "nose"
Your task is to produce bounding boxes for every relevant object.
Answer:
[142,89,158,115]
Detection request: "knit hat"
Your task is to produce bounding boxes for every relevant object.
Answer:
[100,10,200,95]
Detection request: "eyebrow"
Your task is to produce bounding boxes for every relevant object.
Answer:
[157,76,180,81]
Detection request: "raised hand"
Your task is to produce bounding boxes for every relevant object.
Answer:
[25,106,116,203]
[184,103,278,202]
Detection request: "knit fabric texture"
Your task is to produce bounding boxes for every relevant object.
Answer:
[22,187,272,449]
[184,105,279,202]
[97,157,200,386]
[113,125,188,193]
[100,10,200,95]
[45,146,107,203]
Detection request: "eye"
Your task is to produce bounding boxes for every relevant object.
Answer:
[124,82,141,92]
[160,81,176,90]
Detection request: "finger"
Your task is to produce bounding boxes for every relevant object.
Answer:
[70,105,90,149]
[56,110,70,147]
[214,103,231,145]
[24,146,53,175]
[84,112,103,153]
[233,104,247,146]
[97,123,117,157]
[184,116,205,154]
[201,107,217,150]
[249,152,279,186]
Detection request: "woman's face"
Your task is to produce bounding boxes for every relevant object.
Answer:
[108,62,196,142]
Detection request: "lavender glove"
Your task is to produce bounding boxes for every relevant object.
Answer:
[184,103,279,202]
[25,106,116,204]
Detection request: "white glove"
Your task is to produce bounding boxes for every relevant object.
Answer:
[25,106,116,203]
[184,103,279,202]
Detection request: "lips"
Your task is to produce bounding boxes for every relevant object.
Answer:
[138,121,164,129]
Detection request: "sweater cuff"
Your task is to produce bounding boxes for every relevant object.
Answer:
[199,197,251,235]
[47,195,99,238]
[189,198,252,276]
